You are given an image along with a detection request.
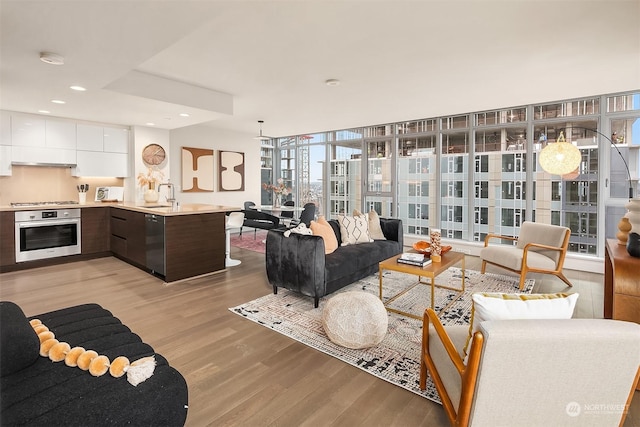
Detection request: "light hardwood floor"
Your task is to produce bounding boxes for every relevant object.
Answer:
[1,248,638,426]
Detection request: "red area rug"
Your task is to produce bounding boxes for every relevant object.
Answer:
[230,230,267,254]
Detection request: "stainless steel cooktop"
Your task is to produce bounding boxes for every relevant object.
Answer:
[10,201,80,207]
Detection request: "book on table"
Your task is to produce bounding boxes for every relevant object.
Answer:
[397,252,432,267]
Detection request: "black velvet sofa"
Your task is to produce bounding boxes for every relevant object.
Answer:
[241,209,283,238]
[266,218,403,307]
[0,301,188,426]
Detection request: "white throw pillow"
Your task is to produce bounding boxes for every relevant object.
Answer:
[367,209,386,240]
[337,214,374,245]
[463,292,579,363]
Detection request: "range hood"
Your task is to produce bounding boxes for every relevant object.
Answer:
[11,161,77,168]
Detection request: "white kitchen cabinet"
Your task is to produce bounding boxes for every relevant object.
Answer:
[74,125,129,177]
[1,111,10,146]
[45,120,76,149]
[11,113,45,147]
[75,150,128,177]
[76,124,104,151]
[103,127,129,153]
[10,113,77,166]
[0,145,11,176]
[11,145,76,165]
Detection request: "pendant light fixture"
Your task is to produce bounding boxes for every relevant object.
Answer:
[539,131,582,176]
[254,120,271,141]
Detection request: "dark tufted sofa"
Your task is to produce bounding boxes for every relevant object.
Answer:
[0,301,188,426]
[266,218,403,307]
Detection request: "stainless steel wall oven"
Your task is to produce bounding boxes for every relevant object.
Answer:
[14,209,81,262]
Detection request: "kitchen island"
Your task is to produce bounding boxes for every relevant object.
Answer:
[1,202,239,282]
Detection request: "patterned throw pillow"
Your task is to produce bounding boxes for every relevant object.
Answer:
[463,292,579,363]
[337,214,374,245]
[310,216,339,254]
[352,209,386,240]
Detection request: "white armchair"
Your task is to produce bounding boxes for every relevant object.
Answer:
[420,308,640,427]
[480,221,572,290]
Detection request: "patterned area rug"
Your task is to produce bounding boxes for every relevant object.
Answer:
[230,230,267,254]
[230,268,534,404]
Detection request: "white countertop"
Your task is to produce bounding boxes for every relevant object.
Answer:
[0,201,240,216]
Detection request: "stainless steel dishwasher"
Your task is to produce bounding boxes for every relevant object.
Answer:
[145,214,165,277]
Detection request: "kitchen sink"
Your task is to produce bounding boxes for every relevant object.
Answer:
[143,205,170,208]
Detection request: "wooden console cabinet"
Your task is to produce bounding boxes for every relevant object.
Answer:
[604,239,640,322]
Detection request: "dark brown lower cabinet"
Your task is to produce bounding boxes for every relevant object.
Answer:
[81,207,110,255]
[0,211,15,267]
[110,207,225,282]
[164,212,225,282]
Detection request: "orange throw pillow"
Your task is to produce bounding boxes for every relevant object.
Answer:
[310,216,339,254]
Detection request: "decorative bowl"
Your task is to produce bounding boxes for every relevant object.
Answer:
[412,241,431,253]
[412,241,453,256]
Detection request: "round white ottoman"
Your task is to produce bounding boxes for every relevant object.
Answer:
[321,291,388,349]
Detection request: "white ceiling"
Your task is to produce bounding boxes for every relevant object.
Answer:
[1,0,639,138]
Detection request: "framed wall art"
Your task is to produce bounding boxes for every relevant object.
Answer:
[218,150,245,192]
[182,147,214,192]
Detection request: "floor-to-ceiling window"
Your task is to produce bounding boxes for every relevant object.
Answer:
[397,119,437,236]
[473,107,528,243]
[328,129,363,216]
[440,115,470,240]
[364,125,394,217]
[269,91,639,259]
[604,93,640,240]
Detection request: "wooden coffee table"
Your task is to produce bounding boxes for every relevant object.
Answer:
[378,250,465,320]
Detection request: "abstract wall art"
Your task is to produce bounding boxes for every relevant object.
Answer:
[218,151,245,192]
[182,147,214,192]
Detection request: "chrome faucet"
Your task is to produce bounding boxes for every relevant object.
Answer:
[158,181,177,209]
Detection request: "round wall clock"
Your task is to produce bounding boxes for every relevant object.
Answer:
[142,143,166,166]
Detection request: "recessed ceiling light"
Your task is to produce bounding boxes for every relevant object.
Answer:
[70,85,86,91]
[38,110,51,114]
[51,99,65,104]
[40,52,64,65]
[146,122,155,126]
[325,79,340,86]
[179,113,190,117]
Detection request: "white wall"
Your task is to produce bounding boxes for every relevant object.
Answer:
[168,124,261,209]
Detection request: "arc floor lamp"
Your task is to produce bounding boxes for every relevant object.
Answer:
[539,126,635,199]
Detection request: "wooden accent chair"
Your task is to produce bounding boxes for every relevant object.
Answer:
[480,221,572,290]
[420,308,640,427]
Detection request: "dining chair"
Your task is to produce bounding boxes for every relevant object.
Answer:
[290,203,316,227]
[280,200,295,219]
